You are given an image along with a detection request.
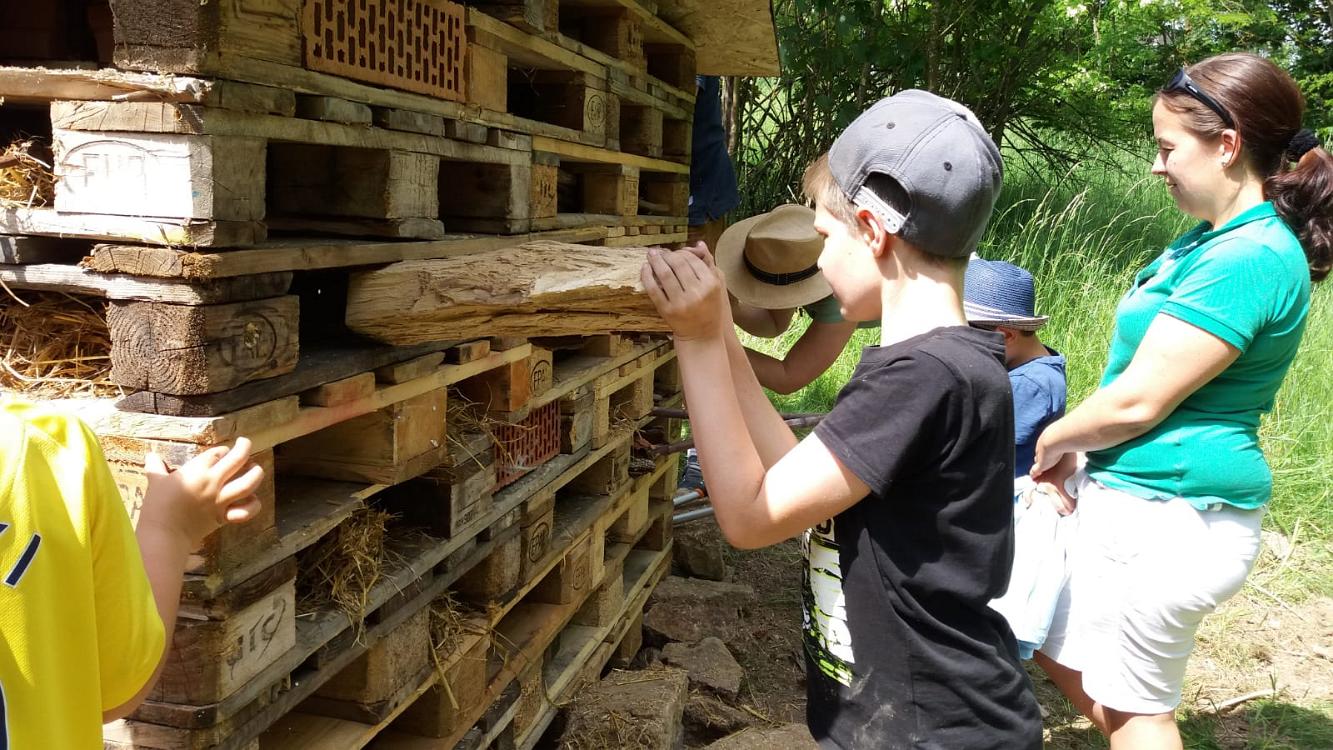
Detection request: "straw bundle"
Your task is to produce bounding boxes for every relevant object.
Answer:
[0,138,55,208]
[296,507,393,640]
[0,291,119,398]
[427,593,485,709]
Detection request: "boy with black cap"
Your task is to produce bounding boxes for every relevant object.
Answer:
[641,90,1042,748]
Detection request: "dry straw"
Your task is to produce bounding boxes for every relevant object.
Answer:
[0,291,120,398]
[0,138,55,208]
[297,506,394,641]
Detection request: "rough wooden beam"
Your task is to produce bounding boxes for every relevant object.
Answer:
[345,241,667,344]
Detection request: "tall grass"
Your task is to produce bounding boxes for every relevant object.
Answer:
[741,158,1333,579]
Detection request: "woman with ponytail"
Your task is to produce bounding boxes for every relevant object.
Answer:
[1027,52,1329,749]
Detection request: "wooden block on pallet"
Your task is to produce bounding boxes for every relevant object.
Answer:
[531,529,596,605]
[107,295,299,396]
[639,501,673,552]
[457,529,522,601]
[641,175,690,216]
[307,606,431,721]
[663,119,692,162]
[472,0,558,34]
[300,371,376,406]
[621,104,665,158]
[279,387,448,483]
[394,622,491,737]
[446,340,493,364]
[54,130,265,221]
[646,44,696,89]
[269,145,441,220]
[512,70,607,139]
[573,553,623,627]
[520,493,555,581]
[530,155,559,220]
[582,9,645,69]
[566,441,630,496]
[609,482,651,543]
[149,565,297,705]
[612,372,655,422]
[654,356,682,397]
[458,348,552,413]
[383,445,497,538]
[559,389,594,454]
[446,119,491,144]
[466,40,509,112]
[439,160,533,229]
[295,94,373,124]
[512,657,546,741]
[109,0,302,73]
[609,610,644,669]
[582,165,639,217]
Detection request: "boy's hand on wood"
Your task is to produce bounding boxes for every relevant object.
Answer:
[141,437,266,547]
[641,245,728,341]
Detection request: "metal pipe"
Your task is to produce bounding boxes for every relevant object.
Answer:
[673,505,715,524]
[672,490,704,507]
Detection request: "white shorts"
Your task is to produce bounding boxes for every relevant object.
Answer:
[1039,471,1264,714]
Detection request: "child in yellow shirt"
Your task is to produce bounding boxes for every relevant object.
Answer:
[0,400,264,747]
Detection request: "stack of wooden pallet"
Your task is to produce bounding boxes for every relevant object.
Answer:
[0,0,776,747]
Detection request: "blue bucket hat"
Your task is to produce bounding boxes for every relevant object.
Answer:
[963,257,1049,331]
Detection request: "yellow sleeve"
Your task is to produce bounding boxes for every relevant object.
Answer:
[77,419,166,710]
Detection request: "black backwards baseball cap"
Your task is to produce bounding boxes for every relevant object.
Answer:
[828,90,1003,258]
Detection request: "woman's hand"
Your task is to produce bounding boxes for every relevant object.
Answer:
[641,245,728,341]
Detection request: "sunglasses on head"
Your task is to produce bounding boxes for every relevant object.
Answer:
[1164,68,1235,129]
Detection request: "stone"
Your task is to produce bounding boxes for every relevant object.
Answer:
[705,723,819,749]
[684,694,753,742]
[673,523,729,581]
[558,666,689,750]
[643,576,755,647]
[661,637,743,699]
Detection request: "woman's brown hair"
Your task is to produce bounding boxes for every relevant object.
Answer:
[1157,52,1332,282]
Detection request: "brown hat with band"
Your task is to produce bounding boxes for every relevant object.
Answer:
[715,204,831,310]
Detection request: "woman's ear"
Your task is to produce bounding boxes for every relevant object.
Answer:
[1219,128,1243,168]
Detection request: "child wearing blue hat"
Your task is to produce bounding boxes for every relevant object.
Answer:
[964,257,1067,478]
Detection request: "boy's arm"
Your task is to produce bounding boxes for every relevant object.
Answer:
[643,248,869,548]
[729,297,795,338]
[744,320,857,395]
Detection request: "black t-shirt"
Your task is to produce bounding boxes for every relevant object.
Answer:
[806,326,1042,749]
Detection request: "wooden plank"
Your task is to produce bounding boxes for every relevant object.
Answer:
[344,242,667,345]
[466,8,605,78]
[114,341,461,417]
[466,41,509,113]
[295,95,374,124]
[53,130,266,222]
[63,395,300,445]
[108,295,299,396]
[50,102,528,166]
[0,207,263,247]
[85,227,608,279]
[0,66,288,110]
[0,265,291,303]
[470,0,558,34]
[306,607,431,720]
[445,340,492,364]
[372,107,448,137]
[279,388,448,483]
[653,0,778,75]
[533,135,689,174]
[109,0,303,69]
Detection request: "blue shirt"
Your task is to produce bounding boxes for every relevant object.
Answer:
[1011,348,1066,478]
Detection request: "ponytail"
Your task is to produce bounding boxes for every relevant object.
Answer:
[1267,143,1333,283]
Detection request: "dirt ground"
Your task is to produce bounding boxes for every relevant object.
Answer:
[682,520,1333,749]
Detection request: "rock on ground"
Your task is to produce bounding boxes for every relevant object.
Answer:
[704,723,819,749]
[674,523,729,581]
[558,666,689,750]
[644,577,756,647]
[661,637,744,699]
[684,693,754,744]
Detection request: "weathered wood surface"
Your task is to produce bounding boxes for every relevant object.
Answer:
[654,0,780,76]
[0,264,291,303]
[345,242,668,344]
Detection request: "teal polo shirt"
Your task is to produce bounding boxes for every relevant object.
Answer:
[1086,202,1311,510]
